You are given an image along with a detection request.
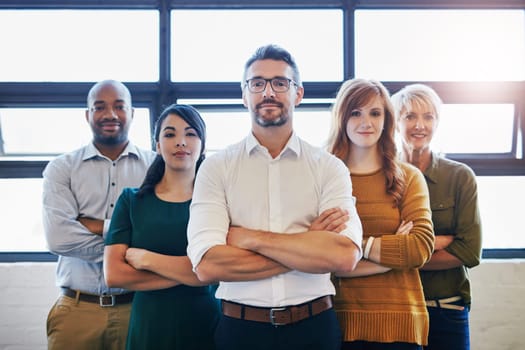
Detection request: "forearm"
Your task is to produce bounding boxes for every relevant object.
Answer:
[335,259,391,277]
[44,217,105,262]
[195,245,290,283]
[77,217,104,236]
[106,263,179,291]
[421,249,464,270]
[240,230,360,274]
[104,246,178,291]
[43,174,105,261]
[137,252,208,287]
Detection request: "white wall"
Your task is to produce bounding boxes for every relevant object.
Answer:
[0,260,524,350]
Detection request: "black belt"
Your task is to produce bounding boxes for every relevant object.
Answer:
[222,295,333,326]
[61,287,134,307]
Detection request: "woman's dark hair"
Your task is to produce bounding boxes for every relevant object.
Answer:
[137,104,206,198]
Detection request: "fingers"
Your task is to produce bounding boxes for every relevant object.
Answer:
[311,208,349,232]
[396,220,413,235]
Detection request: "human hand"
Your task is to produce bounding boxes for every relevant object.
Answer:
[125,248,150,270]
[310,208,349,233]
[227,226,260,250]
[434,235,454,250]
[396,220,413,235]
[77,216,104,235]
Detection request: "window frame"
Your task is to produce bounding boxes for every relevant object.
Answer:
[0,0,524,261]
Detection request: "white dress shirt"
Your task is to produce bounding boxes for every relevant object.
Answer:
[187,132,362,307]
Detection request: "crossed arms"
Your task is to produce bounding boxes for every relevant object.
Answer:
[194,208,362,284]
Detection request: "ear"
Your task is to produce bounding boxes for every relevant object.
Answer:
[156,141,161,154]
[242,89,248,108]
[85,109,90,123]
[294,86,304,107]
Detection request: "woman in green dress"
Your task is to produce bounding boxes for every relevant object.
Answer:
[104,104,219,350]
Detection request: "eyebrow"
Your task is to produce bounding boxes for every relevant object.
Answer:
[162,126,195,132]
[248,75,289,80]
[93,99,127,105]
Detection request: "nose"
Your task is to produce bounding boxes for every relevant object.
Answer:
[262,81,275,98]
[361,115,372,128]
[414,117,424,130]
[103,107,118,119]
[176,135,186,147]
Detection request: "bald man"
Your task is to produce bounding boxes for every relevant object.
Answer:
[43,80,156,350]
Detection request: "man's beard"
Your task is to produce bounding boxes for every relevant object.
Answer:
[93,131,128,146]
[253,100,289,127]
[254,113,288,127]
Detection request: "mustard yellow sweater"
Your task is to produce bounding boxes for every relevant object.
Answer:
[334,162,434,345]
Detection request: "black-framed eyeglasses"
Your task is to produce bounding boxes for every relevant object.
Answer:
[245,78,298,93]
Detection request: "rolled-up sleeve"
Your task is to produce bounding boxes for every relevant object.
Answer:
[319,155,363,252]
[444,166,482,268]
[42,158,105,263]
[187,155,230,269]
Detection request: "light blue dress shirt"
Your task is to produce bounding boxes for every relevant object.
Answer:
[43,142,156,295]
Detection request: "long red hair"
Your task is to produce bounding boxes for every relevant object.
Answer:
[327,78,405,206]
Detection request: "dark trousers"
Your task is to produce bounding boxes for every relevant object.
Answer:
[342,341,422,350]
[214,308,341,350]
[425,305,470,350]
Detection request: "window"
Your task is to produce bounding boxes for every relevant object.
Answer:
[0,0,523,259]
[171,9,343,82]
[0,10,159,82]
[0,179,44,251]
[0,108,152,156]
[355,10,525,81]
[477,177,525,249]
[407,103,516,155]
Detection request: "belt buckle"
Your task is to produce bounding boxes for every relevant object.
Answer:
[270,307,287,326]
[99,294,115,307]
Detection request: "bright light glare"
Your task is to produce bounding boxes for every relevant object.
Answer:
[356,10,525,81]
[0,108,152,154]
[0,10,159,82]
[171,10,343,82]
[432,104,514,154]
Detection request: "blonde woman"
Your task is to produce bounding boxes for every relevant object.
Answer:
[392,84,482,350]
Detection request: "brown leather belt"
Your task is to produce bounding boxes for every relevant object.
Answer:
[221,295,333,326]
[61,287,134,307]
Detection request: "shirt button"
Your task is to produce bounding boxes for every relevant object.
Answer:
[110,204,114,208]
[111,182,115,186]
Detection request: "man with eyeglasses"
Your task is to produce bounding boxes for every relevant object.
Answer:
[187,44,363,350]
[42,80,156,350]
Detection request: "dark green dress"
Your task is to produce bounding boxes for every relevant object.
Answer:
[106,188,219,350]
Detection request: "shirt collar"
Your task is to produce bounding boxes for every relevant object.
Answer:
[423,151,440,184]
[245,131,301,158]
[82,142,140,161]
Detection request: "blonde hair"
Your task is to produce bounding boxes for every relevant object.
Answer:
[391,83,442,121]
[328,78,405,206]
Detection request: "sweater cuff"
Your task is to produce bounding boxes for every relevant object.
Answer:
[380,234,408,268]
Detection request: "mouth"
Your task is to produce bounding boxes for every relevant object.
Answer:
[410,133,427,139]
[174,151,190,157]
[257,100,282,109]
[100,122,121,132]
